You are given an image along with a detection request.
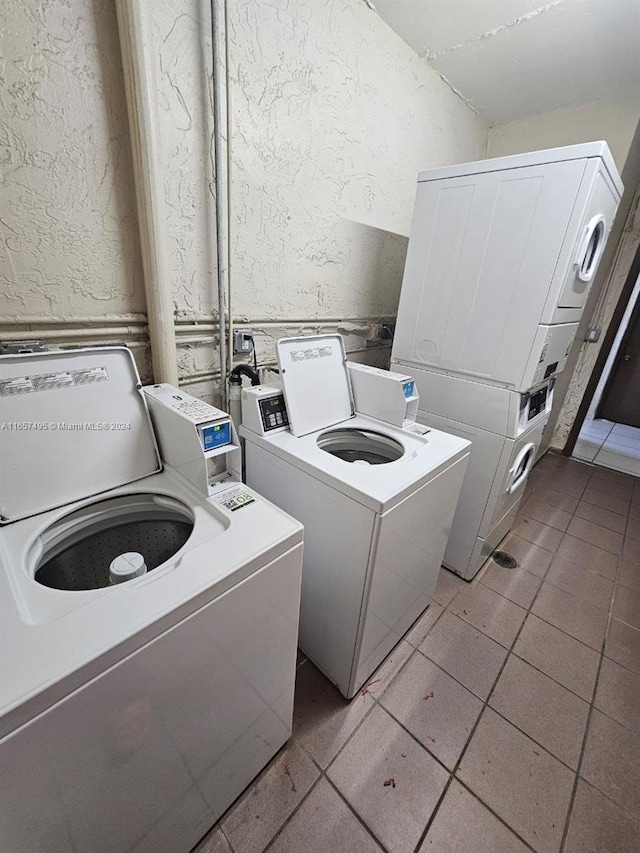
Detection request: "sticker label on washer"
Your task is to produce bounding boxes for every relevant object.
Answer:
[405,422,431,435]
[70,367,109,385]
[0,367,109,396]
[32,372,75,391]
[215,486,256,512]
[290,345,333,362]
[0,376,35,396]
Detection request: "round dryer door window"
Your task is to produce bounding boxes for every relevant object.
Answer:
[31,493,194,591]
[316,428,404,465]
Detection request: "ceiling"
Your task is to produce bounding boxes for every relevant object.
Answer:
[372,0,640,123]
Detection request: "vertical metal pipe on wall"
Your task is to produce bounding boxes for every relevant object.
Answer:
[115,0,179,386]
[210,0,231,409]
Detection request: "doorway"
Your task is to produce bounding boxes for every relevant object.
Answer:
[574,272,640,475]
[596,284,640,427]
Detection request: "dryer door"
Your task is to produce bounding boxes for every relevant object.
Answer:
[486,421,546,536]
[506,442,537,495]
[556,165,620,311]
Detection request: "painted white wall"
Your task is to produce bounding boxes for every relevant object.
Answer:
[487,89,640,171]
[1,0,488,398]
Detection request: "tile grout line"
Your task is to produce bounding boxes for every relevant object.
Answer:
[449,579,607,661]
[506,647,596,703]
[571,777,640,825]
[369,694,540,853]
[218,727,325,853]
[260,774,326,853]
[407,527,567,853]
[408,644,585,776]
[487,567,615,612]
[556,456,635,851]
[451,778,539,853]
[218,823,235,853]
[260,633,429,853]
[477,549,640,689]
[520,510,625,553]
[322,774,394,853]
[558,548,623,852]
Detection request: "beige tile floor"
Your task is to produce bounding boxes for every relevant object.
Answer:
[194,454,640,853]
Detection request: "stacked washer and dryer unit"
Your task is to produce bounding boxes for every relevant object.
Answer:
[0,346,304,853]
[391,142,623,580]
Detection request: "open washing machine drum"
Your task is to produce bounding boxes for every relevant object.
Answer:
[317,428,404,465]
[32,493,194,591]
[0,347,176,588]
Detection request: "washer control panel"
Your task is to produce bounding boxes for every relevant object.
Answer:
[143,383,242,495]
[143,384,232,453]
[241,385,290,436]
[528,386,548,421]
[258,394,289,432]
[199,420,232,452]
[518,379,554,431]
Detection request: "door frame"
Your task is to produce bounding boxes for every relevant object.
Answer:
[564,236,640,454]
[596,278,640,424]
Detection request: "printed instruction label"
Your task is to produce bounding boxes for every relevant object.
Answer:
[70,367,109,385]
[175,400,224,423]
[32,372,75,392]
[0,376,35,396]
[290,345,333,363]
[0,367,109,396]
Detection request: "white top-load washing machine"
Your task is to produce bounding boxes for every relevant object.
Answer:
[0,346,303,853]
[240,335,470,699]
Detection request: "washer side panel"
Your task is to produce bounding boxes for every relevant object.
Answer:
[0,545,302,853]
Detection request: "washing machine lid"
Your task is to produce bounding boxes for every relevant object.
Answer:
[0,346,161,524]
[277,335,354,436]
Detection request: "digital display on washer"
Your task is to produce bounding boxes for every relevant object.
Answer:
[201,420,231,450]
[528,387,548,420]
[259,394,289,431]
[402,380,415,399]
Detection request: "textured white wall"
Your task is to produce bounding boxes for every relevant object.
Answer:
[228,0,488,320]
[0,0,144,321]
[1,0,488,397]
[154,0,489,394]
[487,90,640,172]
